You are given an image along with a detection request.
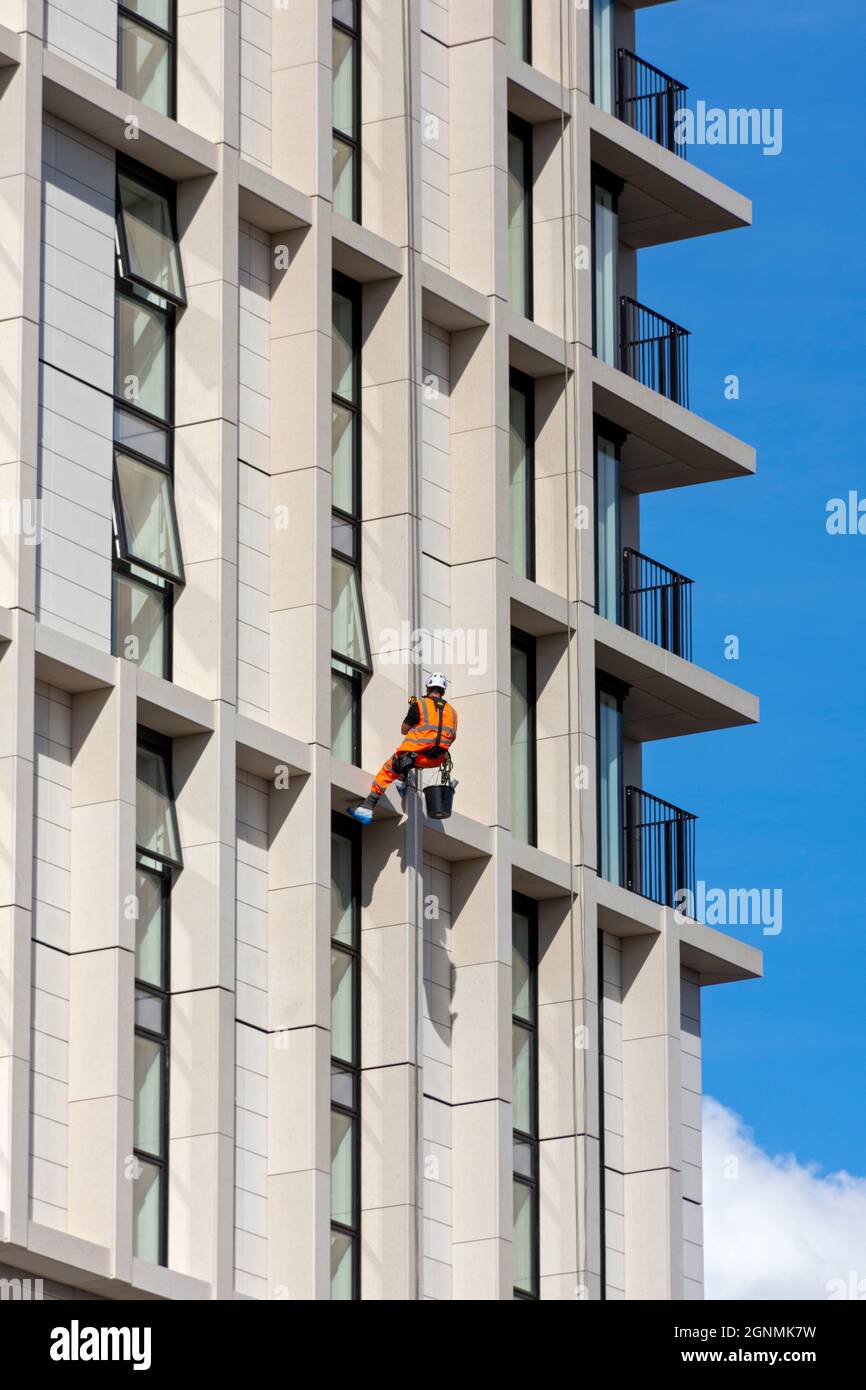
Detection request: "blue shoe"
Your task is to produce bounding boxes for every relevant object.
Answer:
[348,805,373,825]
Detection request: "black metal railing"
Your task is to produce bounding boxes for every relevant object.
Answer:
[620,296,690,408]
[616,49,687,156]
[625,786,696,910]
[622,547,693,661]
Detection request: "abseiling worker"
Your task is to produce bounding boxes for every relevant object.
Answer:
[349,673,458,825]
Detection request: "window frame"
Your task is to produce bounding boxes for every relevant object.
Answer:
[332,2,362,223]
[595,673,629,887]
[112,159,183,680]
[114,284,175,427]
[133,725,175,1270]
[512,891,539,1300]
[509,367,536,582]
[591,165,624,364]
[136,727,183,871]
[330,814,361,1300]
[331,660,362,768]
[507,113,534,321]
[113,445,185,586]
[112,564,174,680]
[331,274,370,766]
[116,161,187,308]
[510,627,538,848]
[509,0,532,65]
[133,853,171,1266]
[593,415,627,623]
[590,0,615,114]
[117,0,177,122]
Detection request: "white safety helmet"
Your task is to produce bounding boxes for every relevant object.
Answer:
[425,672,448,694]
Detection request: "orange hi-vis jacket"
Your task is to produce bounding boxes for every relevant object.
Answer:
[404,695,458,753]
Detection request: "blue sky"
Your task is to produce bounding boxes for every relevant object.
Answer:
[633,0,866,1176]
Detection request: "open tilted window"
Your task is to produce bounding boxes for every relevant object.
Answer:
[332,555,371,671]
[117,171,186,305]
[136,740,183,868]
[114,449,183,584]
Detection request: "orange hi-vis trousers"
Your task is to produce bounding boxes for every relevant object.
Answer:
[369,741,447,800]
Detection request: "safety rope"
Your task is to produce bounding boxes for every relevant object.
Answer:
[558,0,592,1299]
[401,0,426,1302]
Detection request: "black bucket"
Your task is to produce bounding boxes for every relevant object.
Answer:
[423,783,455,820]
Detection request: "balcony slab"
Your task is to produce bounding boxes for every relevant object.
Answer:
[595,612,759,740]
[588,98,751,248]
[590,349,756,491]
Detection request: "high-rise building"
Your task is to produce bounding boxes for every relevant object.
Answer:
[0,0,760,1300]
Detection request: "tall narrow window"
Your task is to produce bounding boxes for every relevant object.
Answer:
[509,369,535,580]
[333,1,360,221]
[595,419,625,623]
[113,163,186,680]
[511,630,537,846]
[513,895,539,1299]
[597,680,625,886]
[508,0,531,63]
[332,277,371,764]
[119,1,175,118]
[331,817,360,1299]
[593,173,620,367]
[591,0,615,114]
[508,116,533,319]
[134,731,181,1266]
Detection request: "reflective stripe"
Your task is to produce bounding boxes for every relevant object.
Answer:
[406,696,457,749]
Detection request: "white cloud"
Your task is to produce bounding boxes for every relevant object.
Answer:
[703,1096,866,1300]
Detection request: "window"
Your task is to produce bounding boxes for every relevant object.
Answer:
[333,1,360,221]
[512,895,539,1299]
[332,277,371,764]
[509,369,535,580]
[508,0,531,63]
[118,1,175,119]
[133,732,179,1265]
[591,0,615,114]
[593,176,619,367]
[115,293,170,422]
[594,418,625,623]
[115,450,183,583]
[136,739,183,867]
[508,116,533,319]
[511,630,536,846]
[331,817,360,1299]
[113,163,185,680]
[597,679,625,886]
[117,172,186,305]
[592,171,621,367]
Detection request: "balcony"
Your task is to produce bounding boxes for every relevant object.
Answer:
[621,547,693,661]
[620,296,690,408]
[625,786,696,909]
[616,49,687,157]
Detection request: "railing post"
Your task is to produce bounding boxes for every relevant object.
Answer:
[666,83,676,153]
[625,785,634,893]
[621,547,630,634]
[671,578,682,658]
[668,325,678,404]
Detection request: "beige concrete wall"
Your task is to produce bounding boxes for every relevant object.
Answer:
[0,0,750,1303]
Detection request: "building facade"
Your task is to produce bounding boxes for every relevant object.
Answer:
[0,0,761,1300]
